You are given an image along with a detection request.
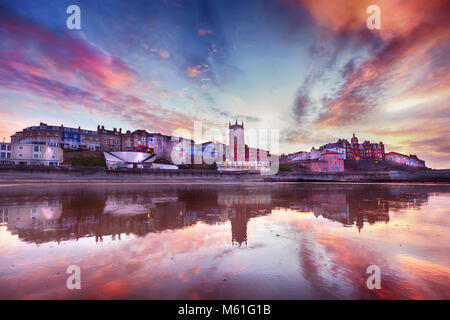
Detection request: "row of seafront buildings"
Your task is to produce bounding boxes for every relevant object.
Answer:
[282,133,426,172]
[10,123,184,159]
[2,122,183,167]
[3,121,272,171]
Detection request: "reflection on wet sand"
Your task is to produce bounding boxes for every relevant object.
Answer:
[0,183,449,299]
[0,184,435,245]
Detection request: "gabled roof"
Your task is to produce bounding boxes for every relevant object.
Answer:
[132,129,150,136]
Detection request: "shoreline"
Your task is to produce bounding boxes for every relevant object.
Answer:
[0,167,449,184]
[0,178,449,186]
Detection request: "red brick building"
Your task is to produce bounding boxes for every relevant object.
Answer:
[323,133,385,161]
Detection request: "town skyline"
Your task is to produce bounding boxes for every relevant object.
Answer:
[4,120,421,159]
[0,0,449,168]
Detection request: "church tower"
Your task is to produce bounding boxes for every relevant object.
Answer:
[228,119,245,162]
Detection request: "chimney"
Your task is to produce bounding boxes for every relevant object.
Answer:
[119,128,122,133]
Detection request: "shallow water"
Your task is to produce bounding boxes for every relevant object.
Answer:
[0,183,449,299]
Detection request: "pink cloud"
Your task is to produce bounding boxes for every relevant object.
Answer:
[150,48,170,59]
[0,9,195,137]
[198,29,213,36]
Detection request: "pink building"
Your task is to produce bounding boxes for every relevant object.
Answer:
[306,151,344,173]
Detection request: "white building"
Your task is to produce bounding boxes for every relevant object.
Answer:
[290,151,310,161]
[320,146,346,159]
[0,143,12,164]
[7,143,63,166]
[309,148,323,160]
[102,151,179,170]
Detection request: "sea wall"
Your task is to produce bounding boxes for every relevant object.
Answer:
[0,166,449,183]
[0,165,265,183]
[266,170,450,183]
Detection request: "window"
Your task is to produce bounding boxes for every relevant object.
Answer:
[0,152,4,158]
[33,146,40,152]
[19,154,23,158]
[0,144,5,151]
[33,154,39,159]
[18,146,23,150]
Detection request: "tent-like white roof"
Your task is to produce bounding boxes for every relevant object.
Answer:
[103,152,156,164]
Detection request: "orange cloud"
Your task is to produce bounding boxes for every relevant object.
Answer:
[186,64,209,78]
[301,0,440,38]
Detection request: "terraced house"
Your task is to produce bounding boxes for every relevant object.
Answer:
[385,152,426,168]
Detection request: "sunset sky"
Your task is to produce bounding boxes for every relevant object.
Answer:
[0,0,449,168]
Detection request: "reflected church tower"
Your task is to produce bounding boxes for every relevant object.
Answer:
[230,208,249,246]
[218,191,272,246]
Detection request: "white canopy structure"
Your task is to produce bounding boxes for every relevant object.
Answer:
[104,151,157,169]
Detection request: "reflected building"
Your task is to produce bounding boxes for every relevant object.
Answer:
[272,187,390,230]
[218,192,271,245]
[0,184,439,244]
[0,201,62,241]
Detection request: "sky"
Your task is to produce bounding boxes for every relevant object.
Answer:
[0,0,449,168]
